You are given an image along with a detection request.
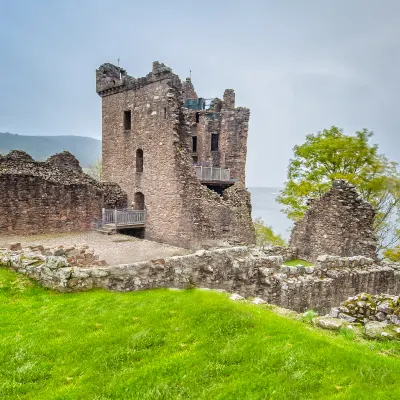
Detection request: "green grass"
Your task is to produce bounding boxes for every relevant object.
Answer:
[1,269,400,399]
[283,259,314,266]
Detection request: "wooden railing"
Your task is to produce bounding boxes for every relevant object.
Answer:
[101,208,146,228]
[194,166,231,182]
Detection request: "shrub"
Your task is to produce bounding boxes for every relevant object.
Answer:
[254,217,285,248]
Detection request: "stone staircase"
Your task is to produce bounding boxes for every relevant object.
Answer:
[94,223,116,235]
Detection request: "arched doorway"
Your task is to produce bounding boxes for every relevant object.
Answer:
[134,192,145,210]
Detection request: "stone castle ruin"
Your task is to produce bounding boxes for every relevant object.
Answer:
[2,59,398,328]
[290,180,377,262]
[96,61,255,248]
[0,150,127,234]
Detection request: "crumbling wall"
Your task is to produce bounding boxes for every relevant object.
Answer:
[97,61,255,248]
[289,180,377,263]
[184,89,250,183]
[182,77,198,100]
[3,246,399,314]
[101,182,128,209]
[0,151,127,234]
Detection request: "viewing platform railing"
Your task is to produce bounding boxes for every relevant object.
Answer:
[194,166,231,182]
[101,208,146,229]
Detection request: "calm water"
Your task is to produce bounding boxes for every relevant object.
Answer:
[249,187,293,240]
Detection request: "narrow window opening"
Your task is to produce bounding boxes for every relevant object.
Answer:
[192,155,198,163]
[134,192,145,210]
[136,149,143,172]
[164,108,167,119]
[195,112,200,123]
[192,136,197,153]
[211,133,219,151]
[124,110,132,130]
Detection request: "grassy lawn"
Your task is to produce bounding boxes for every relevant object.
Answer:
[1,269,400,399]
[283,259,314,266]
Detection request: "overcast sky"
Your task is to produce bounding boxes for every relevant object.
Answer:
[1,0,399,187]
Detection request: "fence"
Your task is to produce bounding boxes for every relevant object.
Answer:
[194,166,231,182]
[101,209,146,229]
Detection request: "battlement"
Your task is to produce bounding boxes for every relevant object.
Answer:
[96,61,176,97]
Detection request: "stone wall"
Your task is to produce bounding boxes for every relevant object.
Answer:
[3,246,399,314]
[182,77,197,100]
[0,151,127,235]
[289,180,377,263]
[185,88,250,184]
[97,61,255,248]
[261,246,299,261]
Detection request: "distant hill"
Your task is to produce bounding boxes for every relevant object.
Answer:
[0,132,101,167]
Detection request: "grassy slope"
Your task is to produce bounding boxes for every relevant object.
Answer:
[1,269,400,400]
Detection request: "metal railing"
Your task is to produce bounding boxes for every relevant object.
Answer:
[194,166,231,182]
[101,208,146,229]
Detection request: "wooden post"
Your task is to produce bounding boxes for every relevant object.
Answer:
[114,208,117,232]
[102,208,105,227]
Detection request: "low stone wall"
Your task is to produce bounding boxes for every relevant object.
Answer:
[261,246,298,262]
[1,246,399,313]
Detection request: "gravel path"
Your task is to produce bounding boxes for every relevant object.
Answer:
[0,232,192,264]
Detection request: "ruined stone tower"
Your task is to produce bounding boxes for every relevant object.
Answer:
[96,61,255,248]
[289,180,377,262]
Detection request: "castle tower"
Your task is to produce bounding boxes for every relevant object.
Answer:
[96,61,254,248]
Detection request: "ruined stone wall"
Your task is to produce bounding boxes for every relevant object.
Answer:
[3,246,399,314]
[289,180,377,263]
[101,182,128,209]
[182,78,197,100]
[0,151,126,234]
[184,89,250,183]
[261,246,299,262]
[97,62,255,248]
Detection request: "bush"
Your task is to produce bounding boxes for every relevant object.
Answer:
[301,309,318,323]
[383,245,400,262]
[254,217,285,248]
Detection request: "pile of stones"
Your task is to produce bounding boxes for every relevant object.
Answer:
[7,242,108,267]
[331,293,400,325]
[313,293,400,340]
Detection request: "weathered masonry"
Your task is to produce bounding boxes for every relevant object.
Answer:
[3,246,400,314]
[290,180,378,263]
[0,150,127,235]
[96,62,255,248]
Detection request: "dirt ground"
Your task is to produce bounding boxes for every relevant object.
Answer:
[0,232,192,265]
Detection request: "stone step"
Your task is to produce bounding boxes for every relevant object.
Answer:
[94,228,115,235]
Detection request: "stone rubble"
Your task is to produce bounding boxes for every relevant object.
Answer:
[6,242,108,267]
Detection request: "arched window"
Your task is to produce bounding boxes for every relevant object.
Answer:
[136,149,143,172]
[134,192,145,210]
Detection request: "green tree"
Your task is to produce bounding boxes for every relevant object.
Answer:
[85,158,102,182]
[254,217,286,248]
[277,126,400,250]
[383,245,400,262]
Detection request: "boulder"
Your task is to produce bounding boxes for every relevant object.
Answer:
[252,297,266,305]
[364,321,388,339]
[314,317,344,331]
[8,242,22,251]
[230,293,245,301]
